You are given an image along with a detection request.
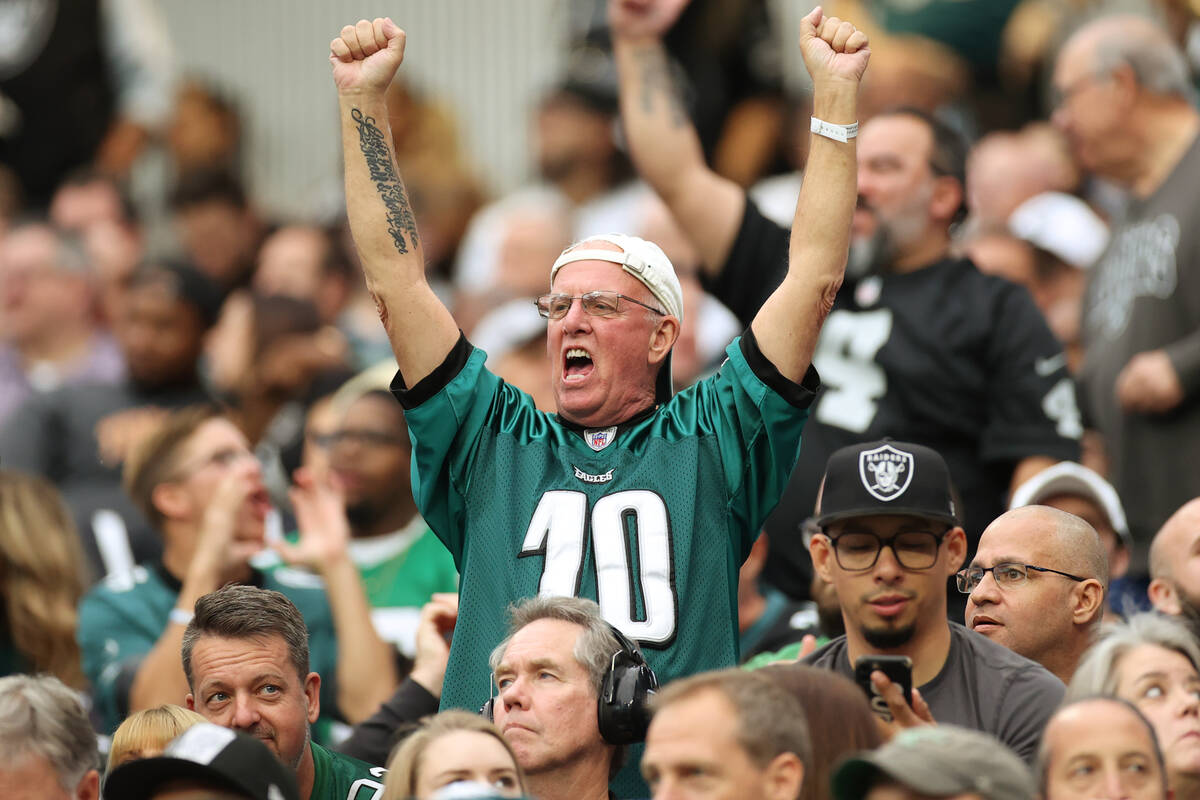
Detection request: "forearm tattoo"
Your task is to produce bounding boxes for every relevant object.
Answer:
[352,107,419,256]
[634,48,687,128]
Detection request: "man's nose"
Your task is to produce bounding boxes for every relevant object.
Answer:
[968,569,1002,605]
[230,695,261,729]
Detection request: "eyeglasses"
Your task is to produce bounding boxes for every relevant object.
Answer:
[827,528,951,571]
[956,562,1087,594]
[312,430,406,449]
[535,291,665,320]
[169,446,258,481]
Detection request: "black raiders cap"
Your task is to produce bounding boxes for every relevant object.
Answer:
[813,439,959,528]
[103,722,299,800]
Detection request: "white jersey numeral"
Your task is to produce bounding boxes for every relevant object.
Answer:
[1042,377,1083,439]
[812,309,893,432]
[520,489,676,644]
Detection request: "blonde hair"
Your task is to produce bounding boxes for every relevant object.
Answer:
[382,711,527,800]
[107,705,206,771]
[0,471,88,689]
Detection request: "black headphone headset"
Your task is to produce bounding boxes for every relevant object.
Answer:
[481,622,659,745]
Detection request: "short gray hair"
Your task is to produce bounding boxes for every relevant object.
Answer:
[1068,612,1200,700]
[488,596,623,696]
[1089,15,1193,98]
[0,674,99,791]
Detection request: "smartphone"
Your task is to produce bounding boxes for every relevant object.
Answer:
[854,655,913,722]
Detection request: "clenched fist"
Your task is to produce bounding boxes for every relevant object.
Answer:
[330,17,407,94]
[800,6,870,86]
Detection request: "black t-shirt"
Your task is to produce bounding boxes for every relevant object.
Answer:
[706,201,1082,599]
[803,622,1064,763]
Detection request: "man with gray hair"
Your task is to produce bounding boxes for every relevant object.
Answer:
[0,674,101,800]
[1053,15,1200,577]
[1038,697,1168,800]
[962,505,1108,683]
[488,595,657,800]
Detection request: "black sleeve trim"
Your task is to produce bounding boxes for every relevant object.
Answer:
[390,332,473,410]
[739,328,820,410]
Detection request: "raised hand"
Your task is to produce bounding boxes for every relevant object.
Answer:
[192,467,264,583]
[330,17,407,94]
[607,0,692,39]
[799,6,870,86]
[274,467,351,571]
[410,593,459,698]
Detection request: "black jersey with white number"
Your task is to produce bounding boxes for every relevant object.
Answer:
[707,200,1082,595]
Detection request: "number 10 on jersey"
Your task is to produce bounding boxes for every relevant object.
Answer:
[520,489,676,645]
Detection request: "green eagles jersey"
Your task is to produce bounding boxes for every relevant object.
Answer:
[310,742,386,800]
[396,332,815,714]
[77,560,340,733]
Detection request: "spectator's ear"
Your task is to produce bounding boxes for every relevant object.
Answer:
[186,692,196,710]
[1148,578,1183,616]
[761,751,804,800]
[944,526,968,573]
[1071,579,1105,625]
[152,482,191,521]
[76,768,101,800]
[305,672,321,723]
[810,533,835,583]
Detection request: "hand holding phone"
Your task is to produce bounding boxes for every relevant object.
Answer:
[854,655,913,722]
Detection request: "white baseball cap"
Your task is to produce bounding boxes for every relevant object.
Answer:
[1008,192,1109,269]
[1009,461,1131,550]
[550,233,684,321]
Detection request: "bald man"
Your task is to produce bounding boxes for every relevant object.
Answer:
[962,506,1107,683]
[1054,16,1200,576]
[1148,499,1200,631]
[1038,697,1168,800]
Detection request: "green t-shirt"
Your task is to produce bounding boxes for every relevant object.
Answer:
[77,559,340,734]
[396,333,815,795]
[309,741,386,800]
[288,517,459,658]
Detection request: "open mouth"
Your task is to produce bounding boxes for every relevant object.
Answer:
[564,347,594,382]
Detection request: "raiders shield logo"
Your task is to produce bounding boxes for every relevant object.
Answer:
[859,443,914,502]
[584,426,617,452]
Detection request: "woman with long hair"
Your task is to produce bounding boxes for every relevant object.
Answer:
[0,470,89,689]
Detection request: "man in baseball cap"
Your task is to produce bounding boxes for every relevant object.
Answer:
[1009,461,1133,619]
[832,725,1035,800]
[804,439,1064,763]
[103,722,299,800]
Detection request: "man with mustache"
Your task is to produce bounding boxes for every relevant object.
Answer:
[183,585,386,800]
[804,440,1064,762]
[610,0,1081,601]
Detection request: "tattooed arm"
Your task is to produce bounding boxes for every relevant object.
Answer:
[331,18,459,384]
[609,0,745,277]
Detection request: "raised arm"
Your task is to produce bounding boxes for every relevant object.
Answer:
[331,19,460,384]
[609,0,745,276]
[751,9,868,383]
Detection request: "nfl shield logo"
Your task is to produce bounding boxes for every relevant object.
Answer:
[859,443,914,502]
[584,426,617,452]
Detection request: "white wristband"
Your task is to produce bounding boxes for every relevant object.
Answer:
[169,607,194,626]
[810,116,859,143]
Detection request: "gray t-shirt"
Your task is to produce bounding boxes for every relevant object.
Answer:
[803,622,1065,762]
[1079,131,1200,571]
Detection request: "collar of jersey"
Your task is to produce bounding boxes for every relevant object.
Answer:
[347,514,426,568]
[555,402,658,436]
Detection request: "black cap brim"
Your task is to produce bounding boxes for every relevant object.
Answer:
[104,756,253,800]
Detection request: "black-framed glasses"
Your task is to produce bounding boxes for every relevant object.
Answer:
[535,291,665,320]
[827,528,950,571]
[956,562,1087,594]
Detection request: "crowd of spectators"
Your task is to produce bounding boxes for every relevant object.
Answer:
[1,1,1200,799]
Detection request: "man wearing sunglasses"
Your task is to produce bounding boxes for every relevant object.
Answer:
[964,505,1108,684]
[331,12,866,787]
[805,439,1064,762]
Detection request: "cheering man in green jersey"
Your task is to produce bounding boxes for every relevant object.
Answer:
[184,585,386,800]
[330,9,868,718]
